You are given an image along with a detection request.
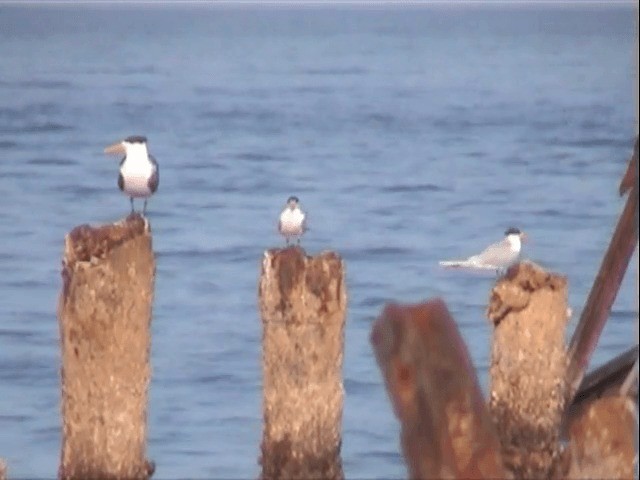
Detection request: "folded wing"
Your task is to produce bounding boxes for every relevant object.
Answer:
[439,238,511,270]
[438,259,500,270]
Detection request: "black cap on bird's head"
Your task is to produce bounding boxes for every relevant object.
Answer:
[505,227,527,241]
[124,135,147,144]
[287,195,299,204]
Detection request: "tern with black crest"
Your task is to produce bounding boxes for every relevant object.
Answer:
[439,227,527,273]
[104,135,159,216]
[278,196,307,245]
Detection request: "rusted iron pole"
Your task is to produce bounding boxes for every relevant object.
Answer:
[371,299,506,479]
[487,261,569,479]
[618,137,637,196]
[566,147,638,404]
[258,247,346,480]
[57,215,155,480]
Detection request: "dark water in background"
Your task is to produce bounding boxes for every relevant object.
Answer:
[0,3,637,478]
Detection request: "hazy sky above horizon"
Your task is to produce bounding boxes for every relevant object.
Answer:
[1,0,637,5]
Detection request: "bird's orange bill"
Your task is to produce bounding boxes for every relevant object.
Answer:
[520,232,529,242]
[104,141,126,155]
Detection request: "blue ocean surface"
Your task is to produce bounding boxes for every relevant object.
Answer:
[0,3,637,479]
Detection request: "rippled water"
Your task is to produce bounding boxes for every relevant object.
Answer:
[0,4,637,479]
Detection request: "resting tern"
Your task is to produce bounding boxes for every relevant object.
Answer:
[439,227,527,273]
[278,196,307,245]
[104,135,159,216]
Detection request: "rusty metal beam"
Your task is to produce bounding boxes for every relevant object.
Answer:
[566,163,639,404]
[619,136,638,196]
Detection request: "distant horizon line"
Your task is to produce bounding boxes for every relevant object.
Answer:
[0,0,636,6]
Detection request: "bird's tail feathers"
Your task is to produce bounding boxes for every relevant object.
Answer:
[438,260,468,268]
[439,259,500,270]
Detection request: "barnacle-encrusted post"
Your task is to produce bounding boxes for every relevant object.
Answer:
[57,214,155,480]
[487,261,569,479]
[258,246,346,480]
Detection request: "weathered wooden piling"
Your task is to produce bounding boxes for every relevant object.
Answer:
[371,299,506,479]
[57,214,155,480]
[258,246,346,480]
[560,347,638,479]
[487,261,569,479]
[564,395,637,479]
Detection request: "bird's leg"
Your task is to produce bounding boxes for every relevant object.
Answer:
[286,237,290,246]
[130,197,134,214]
[143,199,148,216]
[296,237,301,245]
